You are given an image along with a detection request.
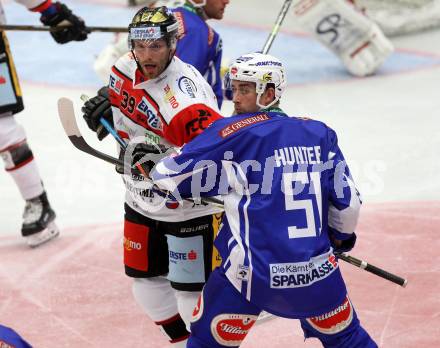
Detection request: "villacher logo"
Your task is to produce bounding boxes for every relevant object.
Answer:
[306,296,354,334]
[211,314,258,347]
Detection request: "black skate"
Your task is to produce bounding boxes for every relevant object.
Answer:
[21,191,60,247]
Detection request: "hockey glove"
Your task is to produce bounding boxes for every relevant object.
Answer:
[40,2,89,44]
[330,232,357,254]
[126,143,173,177]
[82,86,113,141]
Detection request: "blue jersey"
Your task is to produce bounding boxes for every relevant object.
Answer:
[173,5,223,108]
[152,111,361,318]
[0,325,32,348]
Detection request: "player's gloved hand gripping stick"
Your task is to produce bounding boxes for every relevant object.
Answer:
[79,94,223,207]
[58,97,408,289]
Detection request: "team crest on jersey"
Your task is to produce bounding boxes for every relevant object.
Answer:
[137,96,163,131]
[178,76,197,98]
[306,295,354,334]
[211,314,257,346]
[109,73,123,95]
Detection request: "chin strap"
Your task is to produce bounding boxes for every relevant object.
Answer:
[256,91,280,110]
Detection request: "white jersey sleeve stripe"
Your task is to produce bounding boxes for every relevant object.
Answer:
[328,175,361,235]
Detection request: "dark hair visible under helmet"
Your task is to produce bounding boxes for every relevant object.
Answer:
[128,6,179,50]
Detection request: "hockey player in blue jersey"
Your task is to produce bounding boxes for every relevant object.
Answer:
[174,0,228,108]
[0,324,31,348]
[151,52,377,347]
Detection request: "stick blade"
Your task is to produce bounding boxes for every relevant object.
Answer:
[58,97,81,137]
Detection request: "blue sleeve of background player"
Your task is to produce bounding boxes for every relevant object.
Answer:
[176,28,209,75]
[175,11,224,108]
[0,325,32,348]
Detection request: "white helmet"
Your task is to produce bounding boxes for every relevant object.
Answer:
[228,53,287,109]
[155,0,186,7]
[187,0,206,7]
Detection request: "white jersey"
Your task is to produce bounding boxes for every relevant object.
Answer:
[108,53,224,222]
[1,0,52,24]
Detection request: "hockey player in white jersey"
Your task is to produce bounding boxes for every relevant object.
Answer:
[94,0,184,83]
[94,0,229,107]
[82,6,224,347]
[0,0,88,247]
[291,0,394,76]
[151,52,377,347]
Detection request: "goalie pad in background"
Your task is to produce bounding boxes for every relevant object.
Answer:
[353,0,440,36]
[0,32,24,116]
[291,0,394,77]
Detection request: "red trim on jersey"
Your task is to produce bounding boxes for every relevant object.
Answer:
[112,100,164,137]
[30,0,53,12]
[5,156,34,172]
[141,89,163,120]
[109,65,166,136]
[0,139,26,153]
[164,104,223,147]
[170,333,190,343]
[135,69,150,85]
[112,65,132,82]
[118,130,129,140]
[155,313,182,326]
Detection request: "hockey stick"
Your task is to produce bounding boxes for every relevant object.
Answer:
[0,24,127,33]
[58,98,123,166]
[337,253,408,287]
[60,99,407,288]
[57,97,224,208]
[262,0,293,54]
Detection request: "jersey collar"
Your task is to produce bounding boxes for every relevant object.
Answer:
[183,2,207,20]
[261,106,287,116]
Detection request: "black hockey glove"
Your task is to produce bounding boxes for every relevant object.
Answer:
[330,232,357,254]
[82,87,113,141]
[40,2,89,44]
[117,143,172,176]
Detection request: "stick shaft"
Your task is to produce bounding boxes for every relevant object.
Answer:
[262,0,293,54]
[98,112,224,207]
[0,24,127,33]
[338,253,407,287]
